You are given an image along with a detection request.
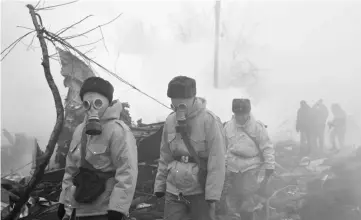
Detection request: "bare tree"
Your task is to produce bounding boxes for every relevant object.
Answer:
[1,2,170,218]
[2,3,65,219]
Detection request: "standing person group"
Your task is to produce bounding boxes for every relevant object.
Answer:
[154,76,275,220]
[296,99,347,156]
[58,75,275,220]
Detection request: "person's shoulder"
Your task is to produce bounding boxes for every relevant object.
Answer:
[255,120,268,129]
[223,120,233,135]
[164,112,176,125]
[73,123,85,135]
[223,119,232,129]
[203,109,221,123]
[107,119,131,134]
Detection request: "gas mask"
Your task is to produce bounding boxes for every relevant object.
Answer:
[172,103,188,133]
[83,98,105,135]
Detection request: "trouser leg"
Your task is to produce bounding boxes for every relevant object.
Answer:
[319,126,325,150]
[225,171,243,220]
[330,129,337,150]
[305,132,312,156]
[337,129,346,149]
[226,190,243,220]
[189,194,211,220]
[163,192,191,220]
[225,170,259,220]
[300,132,306,156]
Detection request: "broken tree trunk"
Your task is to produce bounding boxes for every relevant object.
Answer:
[3,4,64,220]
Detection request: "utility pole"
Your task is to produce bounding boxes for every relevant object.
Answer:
[214,0,221,88]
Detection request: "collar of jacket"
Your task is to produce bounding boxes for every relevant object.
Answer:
[231,114,256,130]
[186,97,207,120]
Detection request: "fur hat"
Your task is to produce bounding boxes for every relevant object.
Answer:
[232,98,251,114]
[167,76,196,99]
[79,77,114,103]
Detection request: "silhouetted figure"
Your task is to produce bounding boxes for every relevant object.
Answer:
[312,99,329,152]
[328,103,347,151]
[296,101,313,156]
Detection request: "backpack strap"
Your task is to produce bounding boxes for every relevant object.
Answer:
[239,127,265,162]
[179,130,207,188]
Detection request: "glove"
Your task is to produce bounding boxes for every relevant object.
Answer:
[57,203,65,220]
[108,210,125,220]
[155,192,165,198]
[258,169,274,197]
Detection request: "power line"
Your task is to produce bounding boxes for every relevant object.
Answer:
[91,60,172,110]
[58,45,172,110]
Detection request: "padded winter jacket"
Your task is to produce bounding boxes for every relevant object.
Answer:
[224,115,275,173]
[154,98,226,201]
[59,100,138,217]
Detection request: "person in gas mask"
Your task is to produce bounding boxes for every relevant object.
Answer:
[328,103,347,152]
[223,99,275,220]
[57,77,138,220]
[153,76,226,220]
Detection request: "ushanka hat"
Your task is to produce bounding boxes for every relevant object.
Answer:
[232,98,251,114]
[79,77,114,103]
[167,76,196,99]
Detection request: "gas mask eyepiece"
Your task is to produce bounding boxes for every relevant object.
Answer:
[83,99,103,110]
[83,99,104,135]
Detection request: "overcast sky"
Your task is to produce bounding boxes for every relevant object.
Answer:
[2,0,361,147]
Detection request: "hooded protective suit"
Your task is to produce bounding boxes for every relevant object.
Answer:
[59,100,138,217]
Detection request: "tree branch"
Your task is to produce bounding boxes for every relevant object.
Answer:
[73,38,102,48]
[56,15,94,36]
[35,0,78,11]
[63,13,122,40]
[1,31,35,61]
[99,26,109,54]
[44,31,171,110]
[3,4,64,220]
[16,25,35,31]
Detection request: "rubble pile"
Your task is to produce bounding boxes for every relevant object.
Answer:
[2,133,360,220]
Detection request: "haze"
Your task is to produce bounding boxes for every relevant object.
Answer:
[2,0,361,150]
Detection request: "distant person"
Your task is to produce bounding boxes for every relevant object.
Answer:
[296,100,313,156]
[328,103,347,152]
[312,99,329,152]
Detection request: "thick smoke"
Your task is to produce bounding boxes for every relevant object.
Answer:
[93,0,361,145]
[2,0,361,154]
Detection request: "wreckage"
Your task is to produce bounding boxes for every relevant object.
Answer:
[2,49,361,220]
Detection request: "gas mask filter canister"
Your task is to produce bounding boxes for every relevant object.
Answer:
[174,103,187,133]
[83,99,103,135]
